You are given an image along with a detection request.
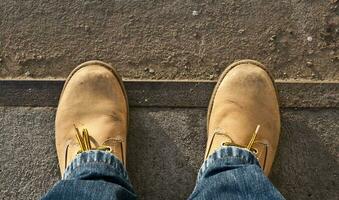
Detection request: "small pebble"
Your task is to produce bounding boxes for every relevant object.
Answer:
[329,50,335,56]
[238,29,245,34]
[209,75,214,80]
[306,61,313,66]
[144,67,149,72]
[270,35,277,41]
[0,58,2,62]
[24,71,31,76]
[192,11,199,16]
[307,36,313,42]
[149,68,155,74]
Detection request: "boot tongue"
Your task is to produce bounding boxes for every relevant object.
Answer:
[63,126,125,172]
[73,126,124,162]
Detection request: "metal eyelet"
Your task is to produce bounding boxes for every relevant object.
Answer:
[106,146,112,152]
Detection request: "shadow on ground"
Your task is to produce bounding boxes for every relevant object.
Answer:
[0,107,338,199]
[271,108,338,200]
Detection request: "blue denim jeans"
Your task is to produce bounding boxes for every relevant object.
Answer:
[42,147,285,200]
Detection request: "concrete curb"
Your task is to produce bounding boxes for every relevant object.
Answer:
[0,80,338,108]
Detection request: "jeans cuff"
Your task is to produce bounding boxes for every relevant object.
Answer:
[63,150,129,181]
[197,146,260,181]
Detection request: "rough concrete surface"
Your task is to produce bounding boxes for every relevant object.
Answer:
[0,107,338,200]
[1,1,338,200]
[0,0,338,80]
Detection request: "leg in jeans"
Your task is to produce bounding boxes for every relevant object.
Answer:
[42,151,136,200]
[189,60,285,199]
[188,147,284,200]
[42,61,135,199]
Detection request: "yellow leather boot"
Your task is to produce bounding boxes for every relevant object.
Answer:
[205,59,281,176]
[55,61,128,175]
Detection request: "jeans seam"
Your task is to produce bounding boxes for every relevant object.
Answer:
[70,160,120,171]
[208,148,256,164]
[64,151,126,180]
[66,162,119,176]
[73,160,118,167]
[199,147,259,180]
[218,155,251,163]
[201,155,252,176]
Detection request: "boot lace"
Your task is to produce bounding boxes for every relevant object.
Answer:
[217,125,268,169]
[74,125,112,154]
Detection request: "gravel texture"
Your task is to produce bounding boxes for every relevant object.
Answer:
[0,0,338,80]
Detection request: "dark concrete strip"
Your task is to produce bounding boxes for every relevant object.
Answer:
[0,80,338,108]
